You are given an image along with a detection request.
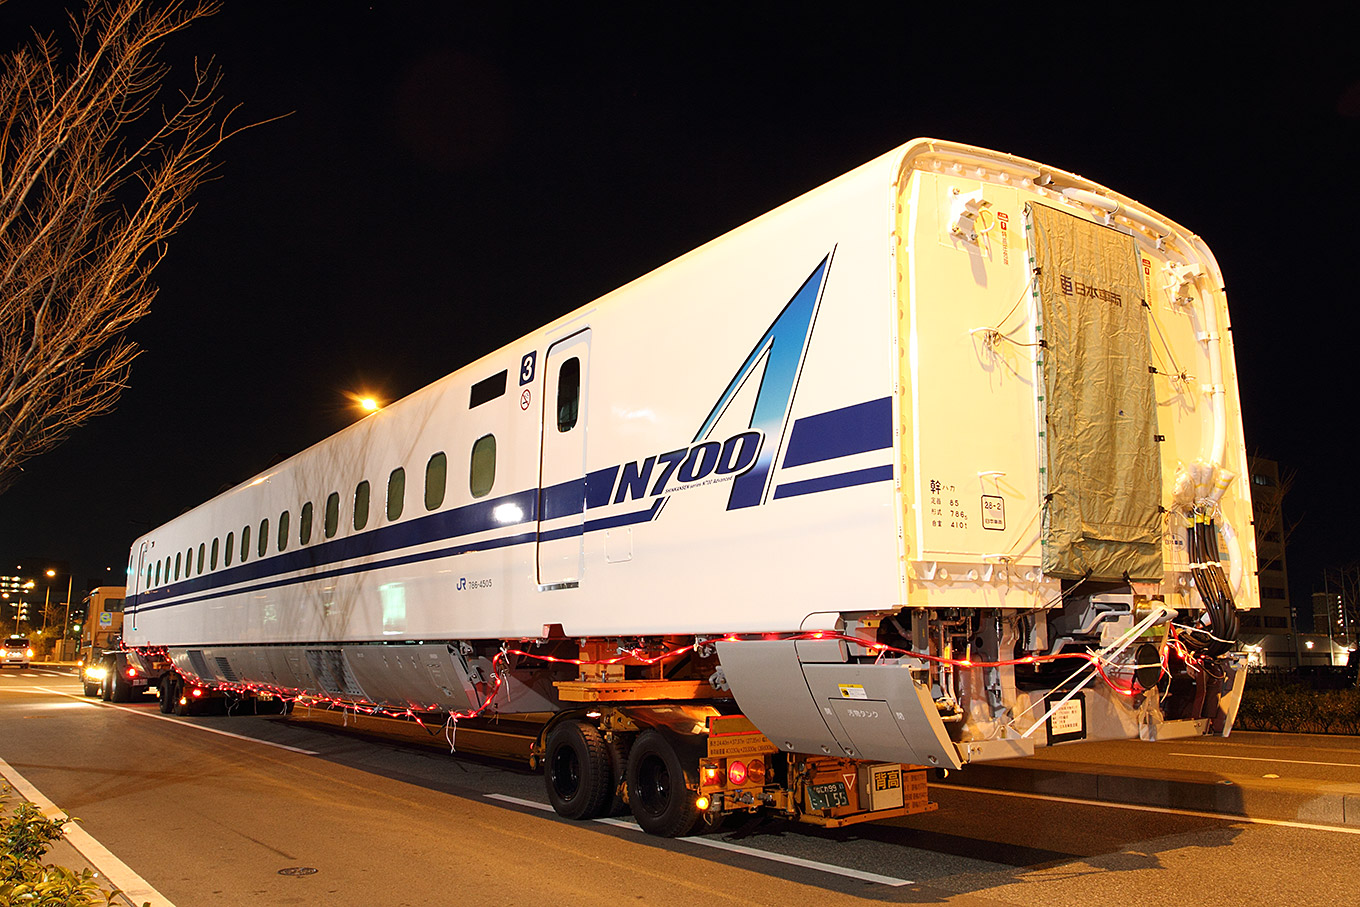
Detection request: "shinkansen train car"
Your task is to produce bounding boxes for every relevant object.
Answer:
[124,138,1254,836]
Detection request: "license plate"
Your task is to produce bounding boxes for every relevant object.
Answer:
[130,678,148,686]
[807,781,850,810]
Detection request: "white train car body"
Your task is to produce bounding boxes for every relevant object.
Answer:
[125,139,1255,783]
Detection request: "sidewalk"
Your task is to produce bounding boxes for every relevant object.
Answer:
[937,731,1360,826]
[1,785,149,907]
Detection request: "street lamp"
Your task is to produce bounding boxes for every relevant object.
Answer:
[60,574,74,658]
[347,391,383,417]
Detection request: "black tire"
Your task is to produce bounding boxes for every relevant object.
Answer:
[99,671,112,701]
[158,674,179,714]
[626,729,700,837]
[543,719,613,820]
[108,669,132,702]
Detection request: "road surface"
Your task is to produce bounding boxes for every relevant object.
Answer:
[2,667,1356,906]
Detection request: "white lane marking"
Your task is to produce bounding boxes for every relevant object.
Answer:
[33,686,320,756]
[1167,751,1359,769]
[0,754,177,907]
[484,793,914,886]
[943,784,1360,835]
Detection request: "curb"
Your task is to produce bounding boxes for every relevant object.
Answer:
[936,759,1360,827]
[0,755,174,906]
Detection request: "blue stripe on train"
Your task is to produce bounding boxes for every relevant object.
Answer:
[129,399,893,614]
[782,397,892,468]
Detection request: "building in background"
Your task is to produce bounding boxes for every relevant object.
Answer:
[1306,589,1356,666]
[0,560,72,641]
[1,570,39,635]
[1240,457,1296,667]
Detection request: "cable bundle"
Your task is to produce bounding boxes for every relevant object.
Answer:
[1181,510,1239,658]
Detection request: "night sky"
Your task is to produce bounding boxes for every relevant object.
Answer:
[1,4,1357,617]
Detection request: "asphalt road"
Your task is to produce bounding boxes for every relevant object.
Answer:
[2,667,1357,907]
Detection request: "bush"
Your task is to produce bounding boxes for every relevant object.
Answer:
[1,787,122,906]
[1235,685,1360,735]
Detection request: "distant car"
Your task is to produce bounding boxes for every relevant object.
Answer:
[2,636,33,668]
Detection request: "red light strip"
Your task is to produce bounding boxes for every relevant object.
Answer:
[132,620,1179,723]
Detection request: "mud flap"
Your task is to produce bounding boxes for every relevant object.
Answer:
[715,639,962,769]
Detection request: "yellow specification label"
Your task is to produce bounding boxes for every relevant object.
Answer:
[838,683,868,699]
[707,733,777,758]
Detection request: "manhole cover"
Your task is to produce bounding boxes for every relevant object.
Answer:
[278,867,318,877]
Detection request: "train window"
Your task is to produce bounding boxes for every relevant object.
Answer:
[300,502,313,544]
[469,370,507,408]
[211,538,219,570]
[241,525,251,562]
[154,560,161,586]
[557,357,580,432]
[278,511,290,552]
[258,518,269,558]
[325,492,340,538]
[387,468,405,521]
[470,434,496,498]
[354,480,371,531]
[185,548,193,578]
[197,543,205,574]
[174,552,181,581]
[145,565,152,588]
[425,452,447,511]
[225,531,235,565]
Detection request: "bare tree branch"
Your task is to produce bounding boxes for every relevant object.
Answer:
[0,0,251,494]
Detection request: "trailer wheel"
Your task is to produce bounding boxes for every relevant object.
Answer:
[626,730,700,837]
[158,675,179,714]
[544,720,613,820]
[108,667,132,702]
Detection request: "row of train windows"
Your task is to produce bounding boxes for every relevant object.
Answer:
[143,354,584,591]
[145,434,497,589]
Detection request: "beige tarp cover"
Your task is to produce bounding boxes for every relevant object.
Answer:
[1028,203,1163,582]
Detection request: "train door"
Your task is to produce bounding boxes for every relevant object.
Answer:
[536,329,590,588]
[129,541,148,632]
